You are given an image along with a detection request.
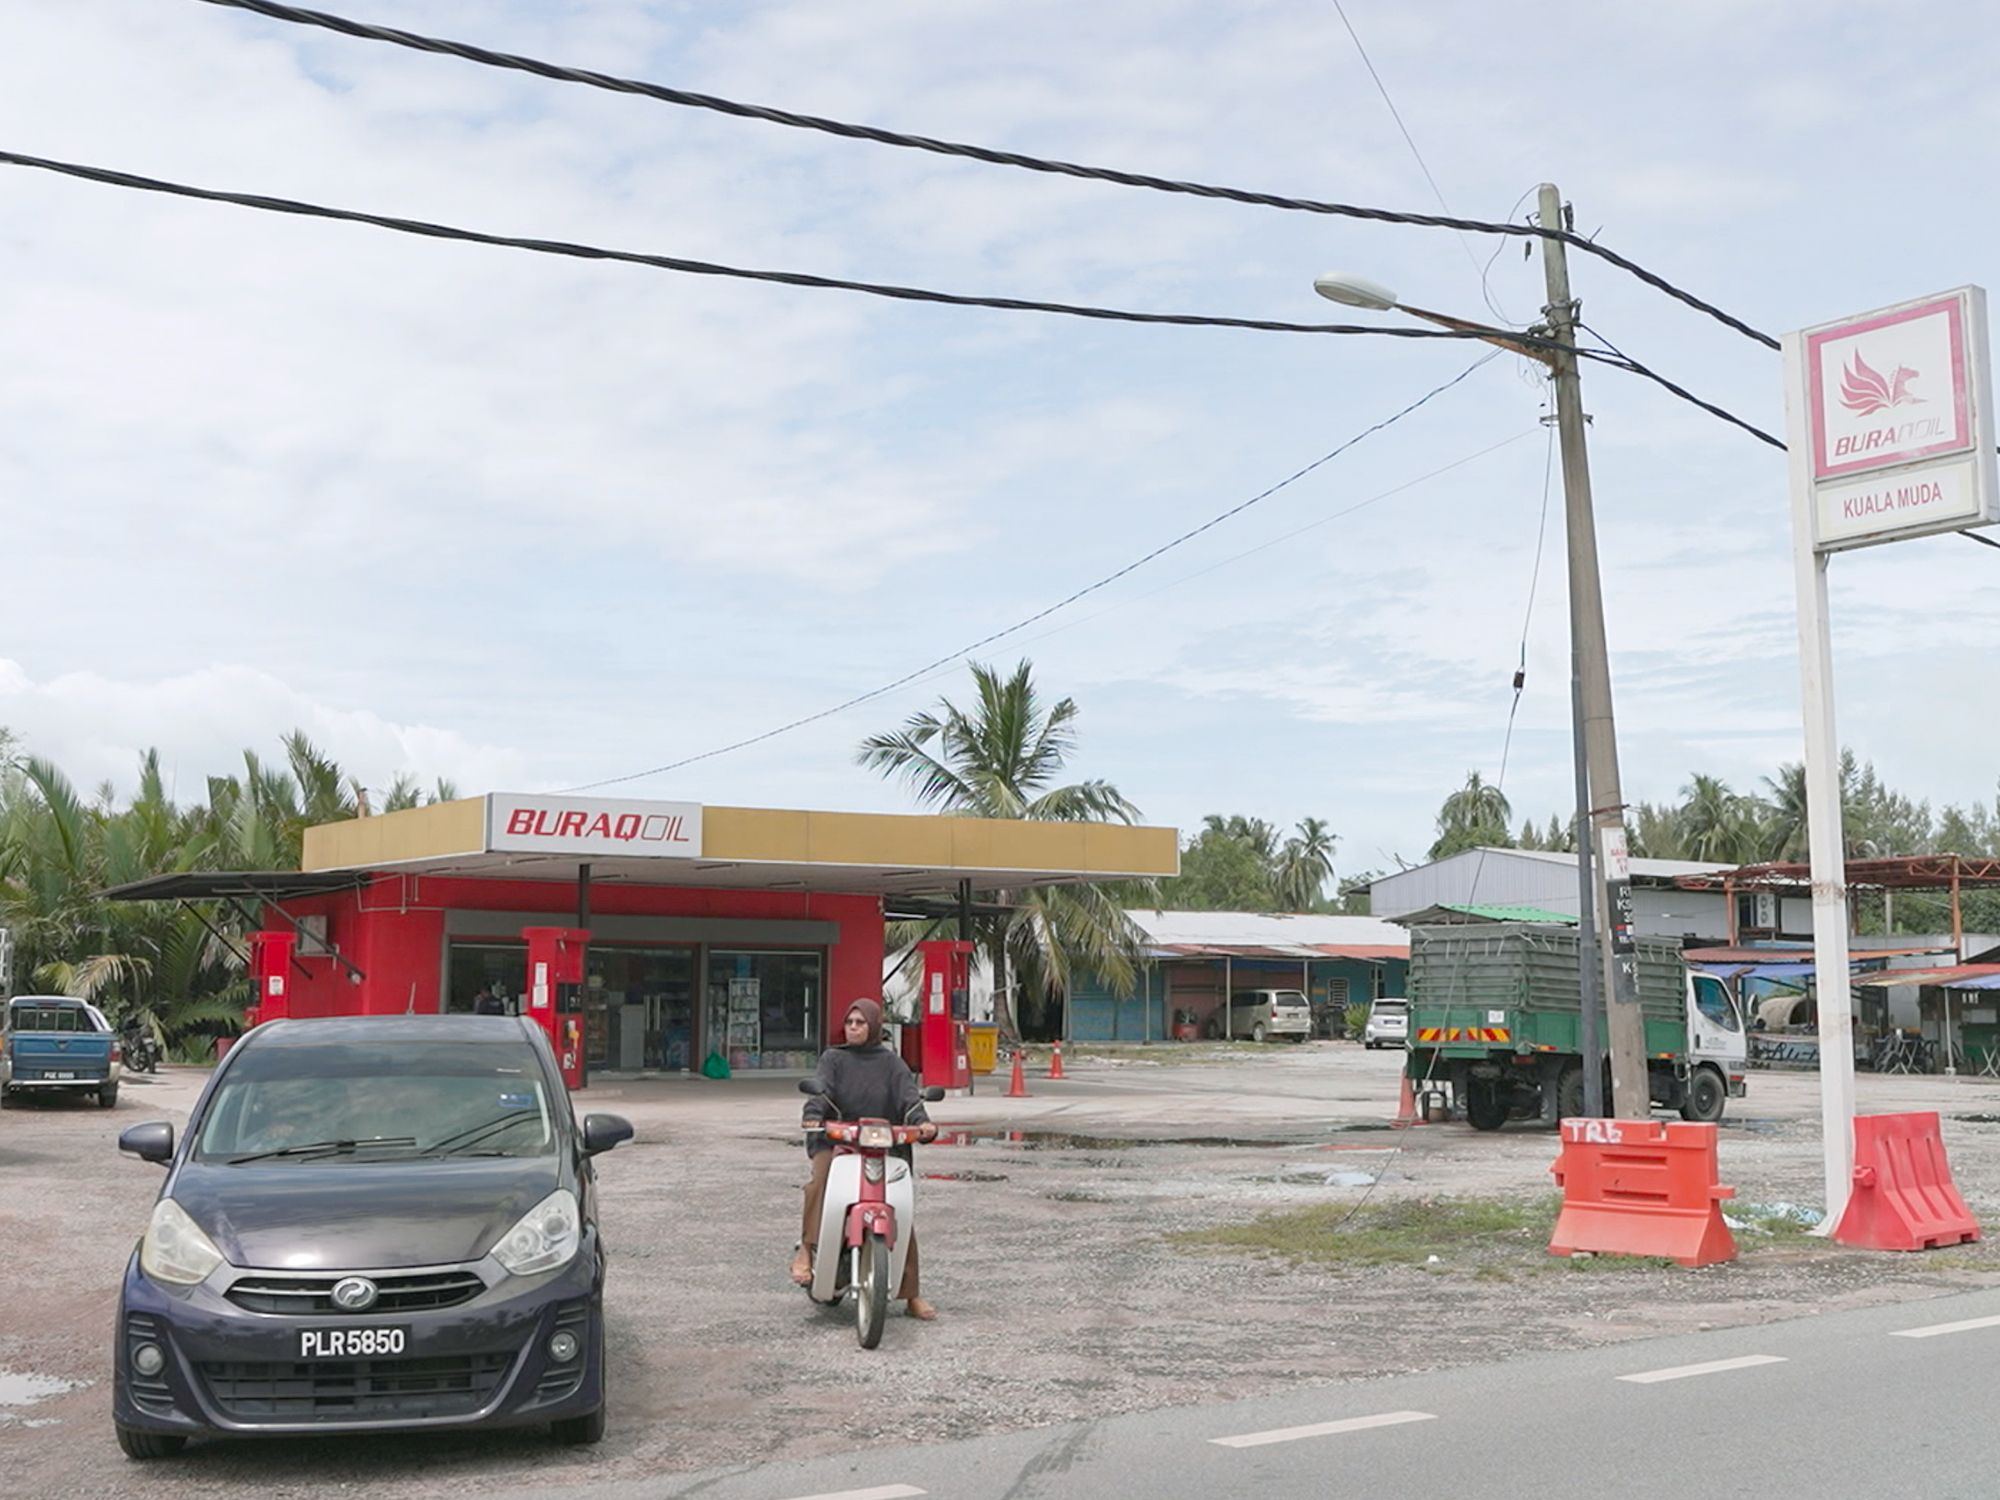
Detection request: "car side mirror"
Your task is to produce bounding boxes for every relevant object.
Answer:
[581,1114,634,1157]
[922,1086,946,1102]
[119,1121,175,1165]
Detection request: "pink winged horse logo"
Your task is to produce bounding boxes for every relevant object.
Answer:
[1839,350,1925,416]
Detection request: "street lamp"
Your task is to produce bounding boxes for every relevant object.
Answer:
[1313,183,1647,1122]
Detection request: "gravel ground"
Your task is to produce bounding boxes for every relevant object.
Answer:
[5,1044,2000,1496]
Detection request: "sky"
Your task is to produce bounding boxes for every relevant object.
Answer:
[1,0,1997,882]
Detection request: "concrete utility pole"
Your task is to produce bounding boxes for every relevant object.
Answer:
[1537,183,1649,1118]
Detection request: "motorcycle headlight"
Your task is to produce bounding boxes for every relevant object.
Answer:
[858,1124,894,1149]
[491,1189,581,1277]
[140,1199,225,1286]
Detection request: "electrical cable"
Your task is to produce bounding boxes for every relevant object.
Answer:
[967,429,1541,666]
[1323,401,1554,1234]
[1330,0,1495,319]
[187,0,1779,351]
[0,148,1564,348]
[560,351,1504,793]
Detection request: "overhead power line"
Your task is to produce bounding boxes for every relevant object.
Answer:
[562,351,1505,792]
[189,0,1780,352]
[0,145,1784,452]
[0,148,1569,346]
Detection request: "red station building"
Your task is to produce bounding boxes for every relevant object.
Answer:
[107,793,1179,1089]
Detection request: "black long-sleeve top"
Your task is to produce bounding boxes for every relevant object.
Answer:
[802,1042,931,1157]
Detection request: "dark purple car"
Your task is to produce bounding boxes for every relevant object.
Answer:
[112,1015,631,1458]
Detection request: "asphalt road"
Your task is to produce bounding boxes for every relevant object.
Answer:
[519,1285,2000,1500]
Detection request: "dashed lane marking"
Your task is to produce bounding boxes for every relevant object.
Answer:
[1891,1312,2000,1340]
[775,1487,925,1500]
[1209,1410,1437,1448]
[1618,1355,1787,1384]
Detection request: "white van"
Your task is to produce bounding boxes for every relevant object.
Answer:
[1210,989,1312,1043]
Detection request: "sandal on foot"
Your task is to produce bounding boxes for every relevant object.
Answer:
[790,1245,814,1286]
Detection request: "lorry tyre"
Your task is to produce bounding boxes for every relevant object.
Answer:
[1464,1080,1507,1132]
[1557,1066,1586,1122]
[98,1083,119,1109]
[1680,1067,1727,1124]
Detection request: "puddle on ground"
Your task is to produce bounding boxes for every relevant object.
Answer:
[928,1128,1360,1151]
[1719,1118,1781,1134]
[1952,1114,2000,1125]
[922,1170,1009,1183]
[0,1371,83,1410]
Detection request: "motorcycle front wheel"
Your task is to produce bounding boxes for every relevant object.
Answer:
[855,1234,888,1349]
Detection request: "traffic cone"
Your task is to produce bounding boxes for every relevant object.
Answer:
[1393,1072,1419,1128]
[1006,1050,1030,1098]
[1047,1043,1066,1081]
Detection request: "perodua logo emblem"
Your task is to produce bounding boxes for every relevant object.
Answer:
[1839,350,1926,416]
[330,1276,380,1312]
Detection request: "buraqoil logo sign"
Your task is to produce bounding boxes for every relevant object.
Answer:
[1788,286,1997,551]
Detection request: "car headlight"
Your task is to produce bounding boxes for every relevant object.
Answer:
[491,1189,581,1277]
[140,1199,226,1286]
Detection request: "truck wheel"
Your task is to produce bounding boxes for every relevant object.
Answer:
[1464,1080,1507,1132]
[1680,1068,1727,1123]
[98,1083,120,1109]
[1557,1066,1586,1122]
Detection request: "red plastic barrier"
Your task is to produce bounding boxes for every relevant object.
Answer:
[1833,1111,1980,1252]
[1548,1117,1737,1268]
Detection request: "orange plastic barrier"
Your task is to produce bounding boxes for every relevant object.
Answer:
[1548,1118,1737,1268]
[1833,1111,1980,1252]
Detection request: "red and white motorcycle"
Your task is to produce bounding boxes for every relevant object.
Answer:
[797,1078,944,1348]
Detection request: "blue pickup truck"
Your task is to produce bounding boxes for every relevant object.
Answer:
[0,995,122,1108]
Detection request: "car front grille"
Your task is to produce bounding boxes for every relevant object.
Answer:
[198,1352,514,1422]
[225,1269,487,1315]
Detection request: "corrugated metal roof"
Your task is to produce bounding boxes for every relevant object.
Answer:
[1126,910,1409,949]
[1856,964,2000,988]
[1144,942,1407,961]
[1392,902,1576,926]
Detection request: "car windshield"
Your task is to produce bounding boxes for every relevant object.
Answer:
[195,1038,557,1163]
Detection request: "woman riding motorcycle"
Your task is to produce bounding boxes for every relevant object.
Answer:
[789,998,939,1320]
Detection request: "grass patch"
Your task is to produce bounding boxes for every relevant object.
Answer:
[1170,1194,1560,1269]
[1728,1205,1816,1240]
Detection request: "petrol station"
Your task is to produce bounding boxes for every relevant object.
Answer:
[104,792,1179,1092]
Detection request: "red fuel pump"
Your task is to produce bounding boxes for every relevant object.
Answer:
[521,926,591,1091]
[914,939,974,1093]
[247,929,296,1027]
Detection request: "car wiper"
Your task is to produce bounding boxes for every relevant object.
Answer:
[420,1113,541,1158]
[225,1136,418,1165]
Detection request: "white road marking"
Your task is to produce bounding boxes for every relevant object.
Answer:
[1891,1312,2000,1340]
[775,1487,925,1500]
[1209,1410,1437,1448]
[1618,1355,1787,1384]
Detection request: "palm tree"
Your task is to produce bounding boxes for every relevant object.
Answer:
[859,660,1147,1040]
[1276,817,1337,911]
[1678,774,1761,864]
[1429,770,1513,860]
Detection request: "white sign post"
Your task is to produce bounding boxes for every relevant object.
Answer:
[1783,286,1998,1230]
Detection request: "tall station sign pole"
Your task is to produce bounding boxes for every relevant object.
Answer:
[1782,286,1998,1224]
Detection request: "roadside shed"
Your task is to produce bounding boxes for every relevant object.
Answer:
[1065,911,1409,1042]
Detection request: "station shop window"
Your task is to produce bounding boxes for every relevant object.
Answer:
[704,950,823,1070]
[446,942,526,1015]
[584,947,696,1071]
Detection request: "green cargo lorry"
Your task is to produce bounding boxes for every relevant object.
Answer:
[1402,922,1747,1130]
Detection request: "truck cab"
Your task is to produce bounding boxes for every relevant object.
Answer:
[0,995,122,1108]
